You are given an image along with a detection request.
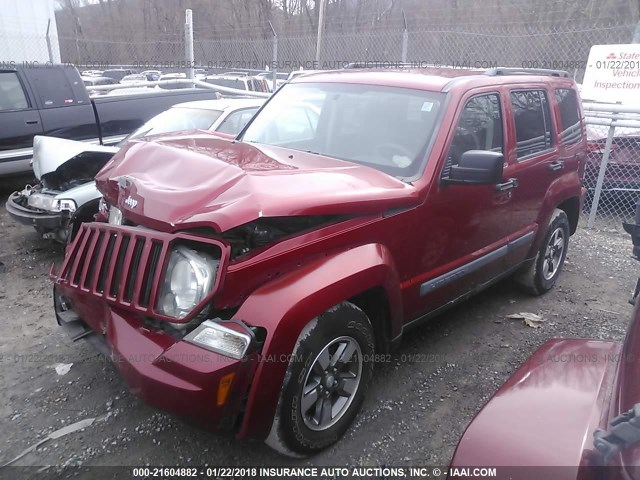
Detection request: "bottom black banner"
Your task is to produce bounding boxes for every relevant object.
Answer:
[1,465,636,480]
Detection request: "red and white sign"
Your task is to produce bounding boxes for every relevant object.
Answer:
[581,44,640,103]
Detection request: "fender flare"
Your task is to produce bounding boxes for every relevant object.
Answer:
[531,176,582,254]
[233,243,402,440]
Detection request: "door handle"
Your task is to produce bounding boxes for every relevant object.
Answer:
[548,160,564,172]
[495,178,518,192]
[25,120,39,125]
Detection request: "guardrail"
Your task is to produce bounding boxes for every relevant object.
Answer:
[87,78,271,98]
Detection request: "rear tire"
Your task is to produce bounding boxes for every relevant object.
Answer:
[516,208,570,295]
[265,302,374,456]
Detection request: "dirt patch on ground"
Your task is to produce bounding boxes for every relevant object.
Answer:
[0,174,636,473]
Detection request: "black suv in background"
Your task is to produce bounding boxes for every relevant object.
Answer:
[0,65,221,176]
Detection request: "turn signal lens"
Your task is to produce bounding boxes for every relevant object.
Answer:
[217,372,235,406]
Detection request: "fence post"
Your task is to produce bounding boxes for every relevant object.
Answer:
[401,11,408,63]
[269,21,278,92]
[74,17,81,66]
[45,19,54,64]
[587,123,617,228]
[315,0,327,63]
[185,9,195,81]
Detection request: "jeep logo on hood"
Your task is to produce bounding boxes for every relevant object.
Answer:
[124,196,138,208]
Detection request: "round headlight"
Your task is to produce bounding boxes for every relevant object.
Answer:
[157,246,218,319]
[170,257,199,310]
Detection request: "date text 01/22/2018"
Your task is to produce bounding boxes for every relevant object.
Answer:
[130,466,456,478]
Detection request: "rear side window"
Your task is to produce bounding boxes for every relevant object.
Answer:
[27,68,77,108]
[510,90,554,158]
[555,89,581,145]
[0,72,29,111]
[445,93,503,168]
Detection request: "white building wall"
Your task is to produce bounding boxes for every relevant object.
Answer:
[0,0,61,64]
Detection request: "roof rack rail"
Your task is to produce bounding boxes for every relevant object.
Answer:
[485,67,570,78]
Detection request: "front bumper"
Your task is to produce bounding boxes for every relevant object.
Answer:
[53,284,259,430]
[6,191,65,229]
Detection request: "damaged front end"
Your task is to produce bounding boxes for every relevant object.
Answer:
[5,136,118,243]
[50,221,263,429]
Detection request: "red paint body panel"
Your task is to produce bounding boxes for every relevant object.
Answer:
[450,339,619,473]
[613,301,640,472]
[231,243,402,439]
[450,301,640,478]
[55,282,259,428]
[52,70,588,444]
[94,134,419,233]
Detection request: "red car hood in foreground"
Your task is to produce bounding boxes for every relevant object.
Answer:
[94,133,419,232]
[449,339,621,479]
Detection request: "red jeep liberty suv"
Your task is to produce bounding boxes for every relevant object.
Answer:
[51,67,587,455]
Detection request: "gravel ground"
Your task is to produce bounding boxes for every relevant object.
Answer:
[0,174,637,475]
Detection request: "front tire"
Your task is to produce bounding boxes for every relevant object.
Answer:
[265,302,374,456]
[516,208,570,295]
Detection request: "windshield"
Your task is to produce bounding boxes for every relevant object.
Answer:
[118,107,224,146]
[241,82,444,177]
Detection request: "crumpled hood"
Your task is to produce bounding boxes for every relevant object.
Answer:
[32,135,119,180]
[95,132,419,232]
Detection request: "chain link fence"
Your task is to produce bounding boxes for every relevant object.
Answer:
[57,35,184,71]
[1,30,60,65]
[5,16,640,228]
[40,19,637,78]
[584,105,640,230]
[405,22,637,81]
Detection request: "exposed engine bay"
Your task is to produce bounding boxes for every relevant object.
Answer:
[220,216,343,259]
[40,151,115,191]
[5,136,118,244]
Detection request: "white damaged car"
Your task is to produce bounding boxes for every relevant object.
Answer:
[6,98,264,243]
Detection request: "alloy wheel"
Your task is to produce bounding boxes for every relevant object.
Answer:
[301,336,363,431]
[543,227,565,280]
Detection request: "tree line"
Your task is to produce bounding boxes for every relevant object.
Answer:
[55,0,640,41]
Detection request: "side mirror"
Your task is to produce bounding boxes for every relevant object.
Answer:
[445,150,504,186]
